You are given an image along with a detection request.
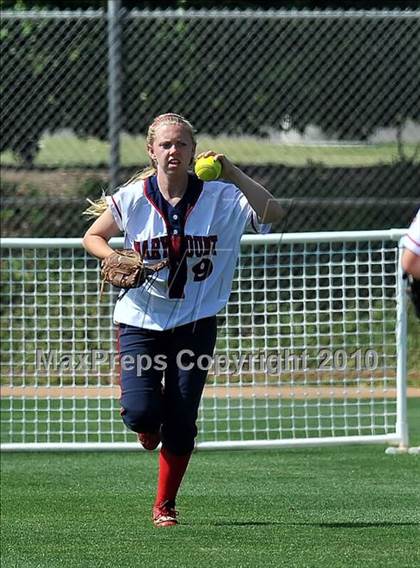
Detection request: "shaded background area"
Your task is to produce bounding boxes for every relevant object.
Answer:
[2,164,419,237]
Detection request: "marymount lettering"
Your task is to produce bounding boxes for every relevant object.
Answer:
[135,234,218,260]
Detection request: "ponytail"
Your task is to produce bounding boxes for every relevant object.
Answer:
[82,166,156,219]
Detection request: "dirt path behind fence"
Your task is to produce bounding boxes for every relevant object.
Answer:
[2,386,419,399]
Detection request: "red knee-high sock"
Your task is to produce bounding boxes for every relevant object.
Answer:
[155,446,192,505]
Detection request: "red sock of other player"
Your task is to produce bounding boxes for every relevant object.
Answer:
[155,446,191,506]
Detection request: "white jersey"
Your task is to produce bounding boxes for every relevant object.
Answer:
[402,208,420,256]
[107,174,270,330]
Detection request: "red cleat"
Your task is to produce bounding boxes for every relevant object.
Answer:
[152,500,178,527]
[137,431,161,451]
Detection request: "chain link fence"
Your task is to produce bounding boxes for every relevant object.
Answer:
[1,8,419,237]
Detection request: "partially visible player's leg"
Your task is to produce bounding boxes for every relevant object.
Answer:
[153,316,217,526]
[162,315,217,453]
[117,323,164,448]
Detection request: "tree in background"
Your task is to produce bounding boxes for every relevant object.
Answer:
[1,0,419,164]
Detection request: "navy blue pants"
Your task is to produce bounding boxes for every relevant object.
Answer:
[118,316,217,455]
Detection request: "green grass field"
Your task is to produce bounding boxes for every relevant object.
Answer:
[1,133,419,167]
[1,399,419,568]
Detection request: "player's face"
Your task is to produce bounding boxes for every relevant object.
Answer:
[148,124,195,175]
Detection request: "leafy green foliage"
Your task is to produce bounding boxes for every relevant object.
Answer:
[1,9,419,164]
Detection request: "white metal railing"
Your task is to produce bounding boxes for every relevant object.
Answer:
[0,230,413,452]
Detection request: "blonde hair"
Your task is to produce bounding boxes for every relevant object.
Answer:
[83,113,196,218]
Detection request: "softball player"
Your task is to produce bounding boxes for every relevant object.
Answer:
[402,207,420,278]
[82,113,283,527]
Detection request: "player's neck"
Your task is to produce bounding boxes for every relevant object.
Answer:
[157,171,188,202]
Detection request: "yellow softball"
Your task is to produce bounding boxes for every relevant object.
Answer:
[194,155,222,181]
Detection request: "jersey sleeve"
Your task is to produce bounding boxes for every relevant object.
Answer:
[221,184,270,235]
[247,208,272,234]
[106,192,124,231]
[237,192,271,234]
[105,180,144,232]
[402,208,420,256]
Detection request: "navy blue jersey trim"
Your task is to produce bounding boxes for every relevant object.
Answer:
[250,211,258,233]
[145,174,203,234]
[144,177,171,231]
[144,175,204,299]
[111,195,122,220]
